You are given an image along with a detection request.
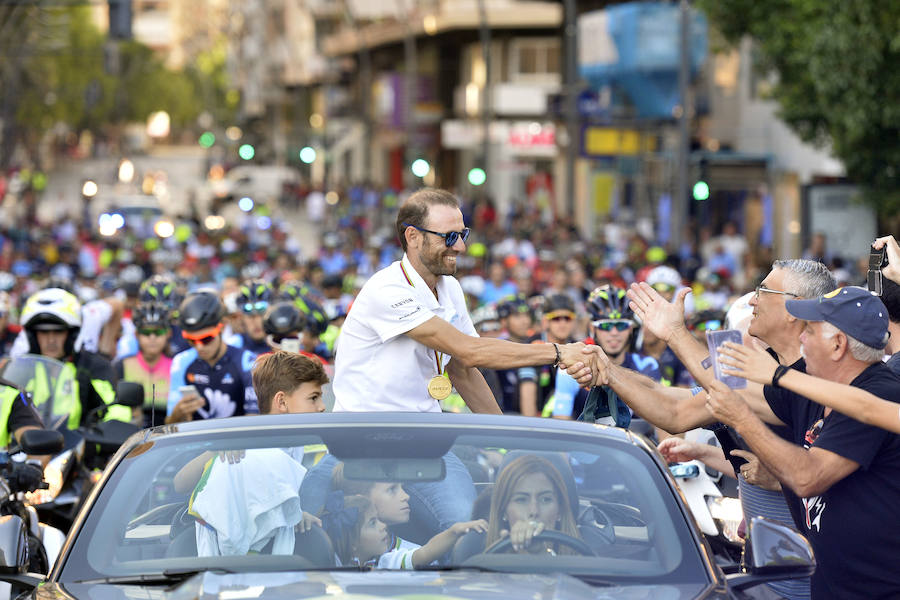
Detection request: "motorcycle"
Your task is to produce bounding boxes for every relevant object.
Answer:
[668,428,744,568]
[0,354,143,532]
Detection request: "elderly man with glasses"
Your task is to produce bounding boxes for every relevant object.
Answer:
[567,259,837,600]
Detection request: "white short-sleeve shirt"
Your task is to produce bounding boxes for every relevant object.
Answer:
[332,254,477,412]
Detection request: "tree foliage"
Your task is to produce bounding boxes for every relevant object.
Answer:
[2,5,235,163]
[698,0,900,215]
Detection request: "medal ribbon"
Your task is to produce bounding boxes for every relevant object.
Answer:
[400,259,445,377]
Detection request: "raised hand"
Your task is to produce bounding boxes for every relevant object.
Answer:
[873,235,900,284]
[718,341,779,385]
[626,282,690,343]
[657,436,714,464]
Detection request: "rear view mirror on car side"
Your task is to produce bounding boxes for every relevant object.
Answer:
[727,516,815,591]
[341,458,446,483]
[115,381,145,408]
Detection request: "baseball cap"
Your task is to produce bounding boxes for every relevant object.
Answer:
[786,286,890,349]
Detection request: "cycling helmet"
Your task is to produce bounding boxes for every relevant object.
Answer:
[586,285,633,322]
[238,279,275,314]
[496,294,532,320]
[278,280,313,304]
[471,304,501,334]
[542,293,576,319]
[263,302,305,337]
[296,294,328,336]
[132,302,171,330]
[0,272,14,292]
[178,291,225,332]
[21,288,82,356]
[139,275,182,309]
[119,265,145,298]
[646,266,682,292]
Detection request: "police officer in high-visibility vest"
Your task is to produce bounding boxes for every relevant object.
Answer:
[19,288,131,428]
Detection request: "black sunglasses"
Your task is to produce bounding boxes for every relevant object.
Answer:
[138,327,169,337]
[402,222,470,247]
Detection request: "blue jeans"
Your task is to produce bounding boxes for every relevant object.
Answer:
[299,451,475,535]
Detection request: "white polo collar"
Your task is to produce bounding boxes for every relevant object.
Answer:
[399,253,447,307]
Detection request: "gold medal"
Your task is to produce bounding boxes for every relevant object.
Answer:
[427,375,452,400]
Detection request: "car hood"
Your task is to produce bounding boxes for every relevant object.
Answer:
[40,571,720,600]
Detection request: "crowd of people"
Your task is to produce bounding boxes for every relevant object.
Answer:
[0,180,898,599]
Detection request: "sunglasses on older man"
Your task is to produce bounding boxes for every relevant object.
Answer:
[402,222,471,247]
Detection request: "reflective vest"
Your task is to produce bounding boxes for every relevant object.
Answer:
[26,361,129,428]
[0,386,22,447]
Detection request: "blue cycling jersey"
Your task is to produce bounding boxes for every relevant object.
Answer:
[227,332,272,359]
[167,345,258,419]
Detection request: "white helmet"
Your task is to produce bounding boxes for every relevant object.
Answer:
[646,265,682,290]
[21,288,82,330]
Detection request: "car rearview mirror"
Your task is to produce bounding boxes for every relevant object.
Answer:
[727,516,815,591]
[341,458,445,483]
[116,381,145,408]
[19,429,64,455]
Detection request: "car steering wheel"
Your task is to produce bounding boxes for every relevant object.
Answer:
[483,529,595,556]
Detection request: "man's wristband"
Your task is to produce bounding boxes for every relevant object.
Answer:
[551,343,561,368]
[771,365,791,387]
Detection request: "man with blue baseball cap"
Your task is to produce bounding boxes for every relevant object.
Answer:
[706,286,900,599]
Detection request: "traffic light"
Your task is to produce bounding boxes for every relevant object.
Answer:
[467,167,487,186]
[238,144,255,160]
[299,146,317,164]
[692,180,709,201]
[411,159,430,178]
[199,131,215,148]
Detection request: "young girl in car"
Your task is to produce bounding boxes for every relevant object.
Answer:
[321,490,486,569]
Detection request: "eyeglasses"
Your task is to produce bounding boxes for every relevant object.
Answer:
[690,319,722,332]
[592,319,634,332]
[182,323,223,346]
[402,222,470,247]
[138,327,169,337]
[545,310,575,322]
[242,301,269,315]
[754,285,799,300]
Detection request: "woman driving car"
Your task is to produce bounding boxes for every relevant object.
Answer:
[485,454,582,554]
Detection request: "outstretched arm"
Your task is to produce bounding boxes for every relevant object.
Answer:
[406,316,594,385]
[720,341,900,434]
[412,519,488,567]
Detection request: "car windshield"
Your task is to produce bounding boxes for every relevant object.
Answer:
[59,420,708,587]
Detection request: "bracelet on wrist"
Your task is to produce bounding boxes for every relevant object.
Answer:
[771,364,791,387]
[552,343,561,368]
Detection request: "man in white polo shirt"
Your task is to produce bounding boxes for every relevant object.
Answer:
[311,188,594,535]
[332,187,593,413]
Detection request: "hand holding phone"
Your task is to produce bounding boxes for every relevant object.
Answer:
[868,245,886,296]
[179,384,198,398]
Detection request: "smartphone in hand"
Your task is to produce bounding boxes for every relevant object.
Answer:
[869,246,886,296]
[179,384,198,398]
[707,329,747,389]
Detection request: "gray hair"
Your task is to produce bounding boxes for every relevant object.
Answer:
[772,259,837,299]
[821,322,884,364]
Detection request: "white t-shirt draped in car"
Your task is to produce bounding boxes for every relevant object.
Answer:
[332,253,477,413]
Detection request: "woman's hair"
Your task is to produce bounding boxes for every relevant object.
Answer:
[320,493,372,565]
[331,461,377,496]
[485,455,581,549]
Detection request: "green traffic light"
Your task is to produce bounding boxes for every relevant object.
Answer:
[468,167,486,186]
[238,144,255,160]
[692,180,710,201]
[199,131,215,148]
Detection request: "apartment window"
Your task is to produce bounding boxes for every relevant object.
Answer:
[510,38,561,83]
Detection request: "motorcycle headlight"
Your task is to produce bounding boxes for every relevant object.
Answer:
[706,496,744,545]
[25,449,72,506]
